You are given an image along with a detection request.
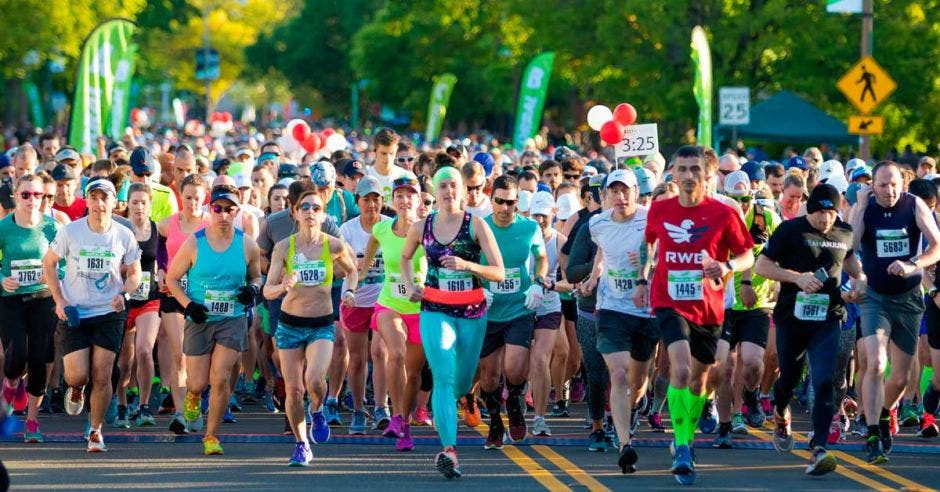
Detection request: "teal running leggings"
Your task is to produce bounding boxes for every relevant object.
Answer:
[419,310,487,447]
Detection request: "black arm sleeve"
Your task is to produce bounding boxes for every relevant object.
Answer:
[565,222,596,284]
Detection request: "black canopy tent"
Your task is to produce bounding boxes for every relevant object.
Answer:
[716,91,857,145]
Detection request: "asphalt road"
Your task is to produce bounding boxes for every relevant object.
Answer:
[1,401,937,491]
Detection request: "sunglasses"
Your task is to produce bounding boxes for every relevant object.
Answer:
[298,202,323,212]
[731,195,752,203]
[564,174,580,180]
[136,172,152,178]
[466,184,485,192]
[493,197,517,206]
[719,169,734,176]
[19,191,46,200]
[211,204,238,214]
[422,199,435,206]
[396,156,416,163]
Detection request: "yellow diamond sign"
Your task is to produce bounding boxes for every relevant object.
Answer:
[837,56,896,114]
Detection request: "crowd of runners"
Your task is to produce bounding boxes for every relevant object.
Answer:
[0,126,939,485]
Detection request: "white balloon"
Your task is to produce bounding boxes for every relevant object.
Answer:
[284,118,306,136]
[326,133,348,152]
[587,105,613,131]
[277,134,302,158]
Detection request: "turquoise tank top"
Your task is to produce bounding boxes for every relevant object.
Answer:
[186,229,247,322]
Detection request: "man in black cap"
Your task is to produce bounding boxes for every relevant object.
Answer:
[337,158,365,192]
[129,146,179,223]
[756,183,866,476]
[51,164,87,221]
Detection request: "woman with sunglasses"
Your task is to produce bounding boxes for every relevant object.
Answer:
[400,166,504,478]
[0,175,62,443]
[113,183,162,429]
[359,172,426,450]
[155,173,209,434]
[264,188,358,467]
[166,185,262,456]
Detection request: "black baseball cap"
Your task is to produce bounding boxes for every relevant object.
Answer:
[130,146,156,175]
[806,183,841,214]
[51,164,77,181]
[339,158,365,178]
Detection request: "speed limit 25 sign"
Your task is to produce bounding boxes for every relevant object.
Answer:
[719,87,750,126]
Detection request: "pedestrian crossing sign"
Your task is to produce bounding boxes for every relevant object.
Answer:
[847,115,884,135]
[837,56,896,114]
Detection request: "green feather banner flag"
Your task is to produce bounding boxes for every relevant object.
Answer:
[513,52,555,151]
[691,26,713,148]
[425,73,457,143]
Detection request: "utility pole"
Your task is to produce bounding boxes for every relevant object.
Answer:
[859,0,873,160]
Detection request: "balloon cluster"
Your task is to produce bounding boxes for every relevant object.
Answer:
[279,119,347,156]
[209,111,234,137]
[587,103,637,145]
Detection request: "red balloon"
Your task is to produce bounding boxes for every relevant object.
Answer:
[301,133,321,153]
[321,128,335,138]
[292,122,312,143]
[599,120,623,145]
[613,103,637,126]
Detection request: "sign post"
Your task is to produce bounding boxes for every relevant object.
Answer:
[719,87,750,147]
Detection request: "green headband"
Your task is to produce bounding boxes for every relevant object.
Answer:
[432,166,463,192]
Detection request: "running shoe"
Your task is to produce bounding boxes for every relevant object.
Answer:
[23,419,43,443]
[309,410,331,444]
[384,414,405,438]
[349,410,367,435]
[127,392,139,416]
[604,416,619,449]
[463,396,481,428]
[619,444,638,474]
[222,407,237,424]
[570,377,585,403]
[918,413,939,438]
[588,429,608,452]
[629,404,641,437]
[104,396,118,425]
[806,446,837,476]
[713,431,732,449]
[484,420,505,450]
[412,407,433,426]
[889,407,899,436]
[550,400,570,418]
[865,435,888,464]
[531,415,552,436]
[288,441,313,467]
[169,413,188,435]
[372,406,391,431]
[203,435,224,455]
[882,430,893,455]
[506,394,527,442]
[698,399,718,434]
[12,379,27,413]
[87,430,107,452]
[671,444,695,485]
[827,415,842,445]
[1,378,15,409]
[323,397,341,426]
[639,389,653,417]
[113,406,130,429]
[396,423,415,451]
[64,386,85,416]
[228,394,241,413]
[731,413,748,435]
[759,395,772,416]
[183,392,201,423]
[160,392,175,415]
[263,391,276,413]
[137,406,156,427]
[900,403,920,427]
[84,420,91,441]
[648,411,665,432]
[772,409,793,452]
[743,398,765,428]
[436,448,461,479]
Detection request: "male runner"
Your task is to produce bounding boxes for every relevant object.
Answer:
[635,145,754,484]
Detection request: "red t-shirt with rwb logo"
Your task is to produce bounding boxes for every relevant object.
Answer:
[645,195,753,326]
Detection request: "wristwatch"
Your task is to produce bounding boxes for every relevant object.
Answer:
[726,259,736,272]
[909,256,921,268]
[929,286,939,299]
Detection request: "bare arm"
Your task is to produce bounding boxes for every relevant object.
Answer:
[244,236,262,288]
[359,235,380,288]
[333,239,359,302]
[914,197,940,267]
[42,249,66,320]
[469,216,504,282]
[263,240,292,300]
[166,236,196,307]
[401,221,423,298]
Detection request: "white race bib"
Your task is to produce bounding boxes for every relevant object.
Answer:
[78,247,115,276]
[179,274,188,292]
[794,291,829,321]
[205,289,236,317]
[364,256,385,285]
[439,268,473,292]
[296,259,327,287]
[130,271,152,301]
[490,267,522,294]
[607,267,639,298]
[668,270,703,301]
[875,229,909,258]
[11,259,43,287]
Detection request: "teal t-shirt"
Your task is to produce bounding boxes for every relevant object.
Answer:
[0,214,62,296]
[326,189,360,225]
[483,214,544,322]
